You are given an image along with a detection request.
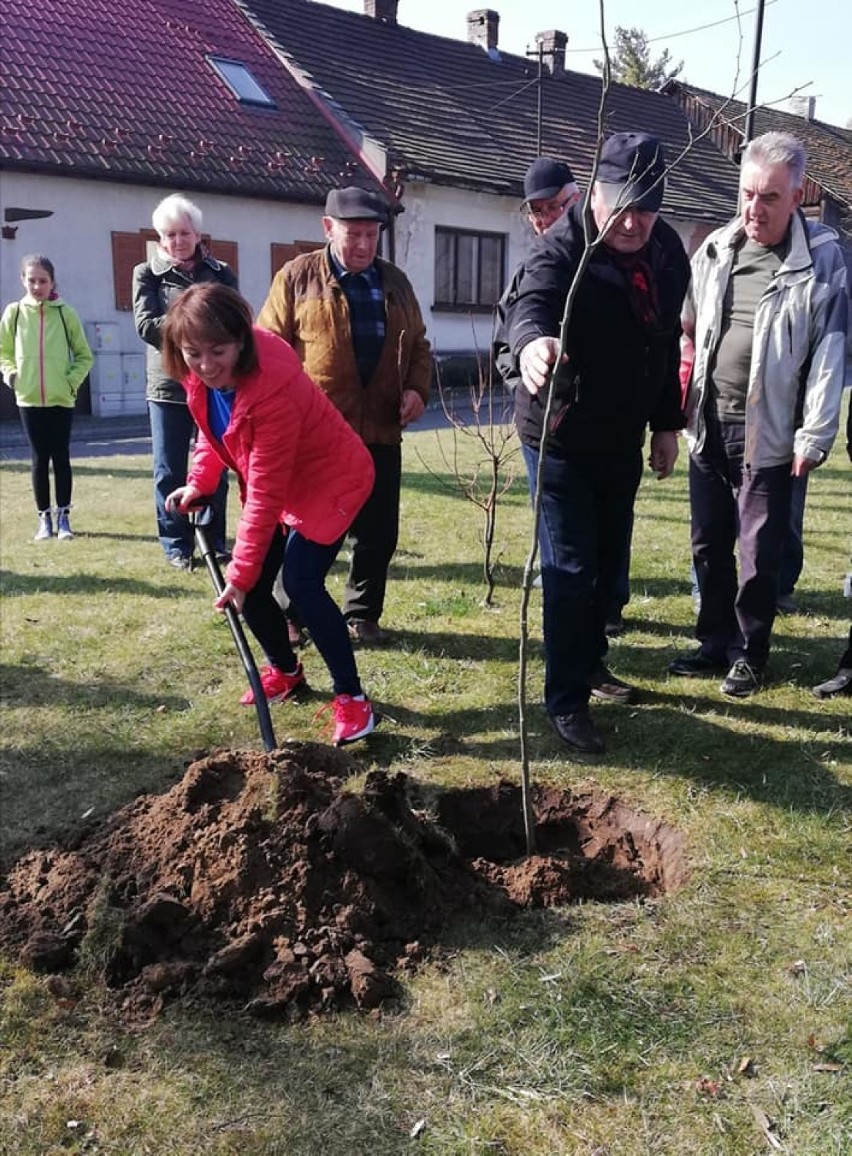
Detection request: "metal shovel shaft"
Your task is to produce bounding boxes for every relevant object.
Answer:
[193,520,278,753]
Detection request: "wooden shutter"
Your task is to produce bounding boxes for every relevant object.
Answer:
[209,238,239,280]
[111,232,147,311]
[271,240,323,278]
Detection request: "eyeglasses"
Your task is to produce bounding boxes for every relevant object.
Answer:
[525,194,573,221]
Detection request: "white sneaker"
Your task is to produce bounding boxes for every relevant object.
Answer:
[56,507,74,540]
[34,510,53,541]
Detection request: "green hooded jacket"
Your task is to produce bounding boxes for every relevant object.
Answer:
[0,296,93,408]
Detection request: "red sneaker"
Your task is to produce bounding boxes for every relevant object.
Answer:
[241,662,306,706]
[318,694,376,746]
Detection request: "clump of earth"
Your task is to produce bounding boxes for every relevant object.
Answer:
[0,744,686,1020]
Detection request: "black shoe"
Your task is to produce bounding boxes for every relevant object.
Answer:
[720,659,762,698]
[776,593,798,615]
[347,620,389,645]
[589,663,636,704]
[549,710,605,754]
[812,666,852,699]
[668,648,728,677]
[604,613,626,638]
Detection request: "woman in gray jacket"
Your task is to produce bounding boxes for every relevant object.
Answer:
[133,194,237,568]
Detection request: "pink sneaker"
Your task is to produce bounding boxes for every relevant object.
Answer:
[241,662,306,706]
[319,694,376,746]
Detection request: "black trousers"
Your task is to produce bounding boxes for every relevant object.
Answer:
[19,405,74,510]
[689,415,792,670]
[343,443,401,624]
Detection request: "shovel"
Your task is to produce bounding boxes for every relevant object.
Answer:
[187,505,278,753]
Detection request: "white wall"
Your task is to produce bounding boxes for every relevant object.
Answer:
[0,172,326,354]
[393,180,530,357]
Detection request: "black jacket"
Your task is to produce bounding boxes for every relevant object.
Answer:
[132,248,238,404]
[505,204,690,453]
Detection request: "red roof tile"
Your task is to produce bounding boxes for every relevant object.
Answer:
[0,0,383,202]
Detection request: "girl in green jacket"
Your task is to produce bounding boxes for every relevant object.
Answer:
[0,255,93,540]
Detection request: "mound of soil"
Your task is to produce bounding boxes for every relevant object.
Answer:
[0,744,686,1019]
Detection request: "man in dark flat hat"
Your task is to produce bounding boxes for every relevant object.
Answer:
[258,187,432,645]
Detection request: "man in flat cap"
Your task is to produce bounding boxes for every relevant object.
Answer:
[505,132,690,755]
[258,186,432,645]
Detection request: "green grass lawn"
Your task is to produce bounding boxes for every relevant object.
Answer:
[1,420,849,1155]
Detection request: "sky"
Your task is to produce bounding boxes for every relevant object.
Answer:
[325,0,851,128]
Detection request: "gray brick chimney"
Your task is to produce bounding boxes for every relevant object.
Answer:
[788,95,817,122]
[467,9,500,53]
[364,0,399,24]
[535,30,567,76]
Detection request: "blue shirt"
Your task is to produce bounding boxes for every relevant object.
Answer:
[329,248,386,386]
[207,387,236,444]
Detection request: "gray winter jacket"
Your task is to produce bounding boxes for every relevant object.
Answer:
[682,210,848,467]
[132,248,238,404]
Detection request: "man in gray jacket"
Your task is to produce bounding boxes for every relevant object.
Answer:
[669,131,848,696]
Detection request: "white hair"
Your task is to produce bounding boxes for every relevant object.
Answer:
[152,193,203,236]
[741,132,807,188]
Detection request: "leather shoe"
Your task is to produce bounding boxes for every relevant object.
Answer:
[549,710,605,754]
[811,666,852,699]
[347,619,389,645]
[668,648,727,677]
[589,663,636,704]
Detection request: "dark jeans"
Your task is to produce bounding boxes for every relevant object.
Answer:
[343,443,401,624]
[243,526,362,697]
[522,441,642,715]
[689,417,792,669]
[779,472,808,597]
[149,400,228,558]
[19,405,74,510]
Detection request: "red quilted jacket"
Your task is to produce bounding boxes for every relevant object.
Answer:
[184,327,375,593]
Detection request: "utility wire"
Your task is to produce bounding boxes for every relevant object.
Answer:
[563,0,779,54]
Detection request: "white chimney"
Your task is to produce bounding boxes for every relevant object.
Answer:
[789,95,817,122]
[467,9,500,54]
[364,0,398,24]
[535,30,568,76]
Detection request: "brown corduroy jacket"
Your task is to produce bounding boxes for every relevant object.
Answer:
[257,246,432,446]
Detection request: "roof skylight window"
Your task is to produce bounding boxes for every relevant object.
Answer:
[207,57,275,107]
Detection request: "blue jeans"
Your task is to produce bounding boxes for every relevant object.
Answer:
[149,400,228,558]
[522,442,642,715]
[244,526,362,697]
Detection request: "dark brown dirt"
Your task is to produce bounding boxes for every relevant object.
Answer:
[0,744,687,1020]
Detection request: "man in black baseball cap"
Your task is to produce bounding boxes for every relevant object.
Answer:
[258,186,431,645]
[522,157,580,236]
[505,130,689,755]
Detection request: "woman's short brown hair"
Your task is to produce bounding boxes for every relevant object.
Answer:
[162,283,258,381]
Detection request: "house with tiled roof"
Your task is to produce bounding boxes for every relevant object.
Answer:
[238,0,745,363]
[0,0,385,417]
[9,0,828,424]
[663,81,852,271]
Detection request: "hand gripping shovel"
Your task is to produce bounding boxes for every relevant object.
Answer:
[188,505,278,752]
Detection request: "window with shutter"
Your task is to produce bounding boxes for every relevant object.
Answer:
[271,240,324,279]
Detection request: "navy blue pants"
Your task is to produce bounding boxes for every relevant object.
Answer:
[244,525,361,697]
[149,400,228,559]
[689,417,792,669]
[522,441,642,715]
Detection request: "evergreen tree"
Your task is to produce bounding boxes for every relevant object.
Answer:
[595,26,684,90]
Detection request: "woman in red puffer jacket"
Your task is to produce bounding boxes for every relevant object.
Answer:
[162,282,377,747]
